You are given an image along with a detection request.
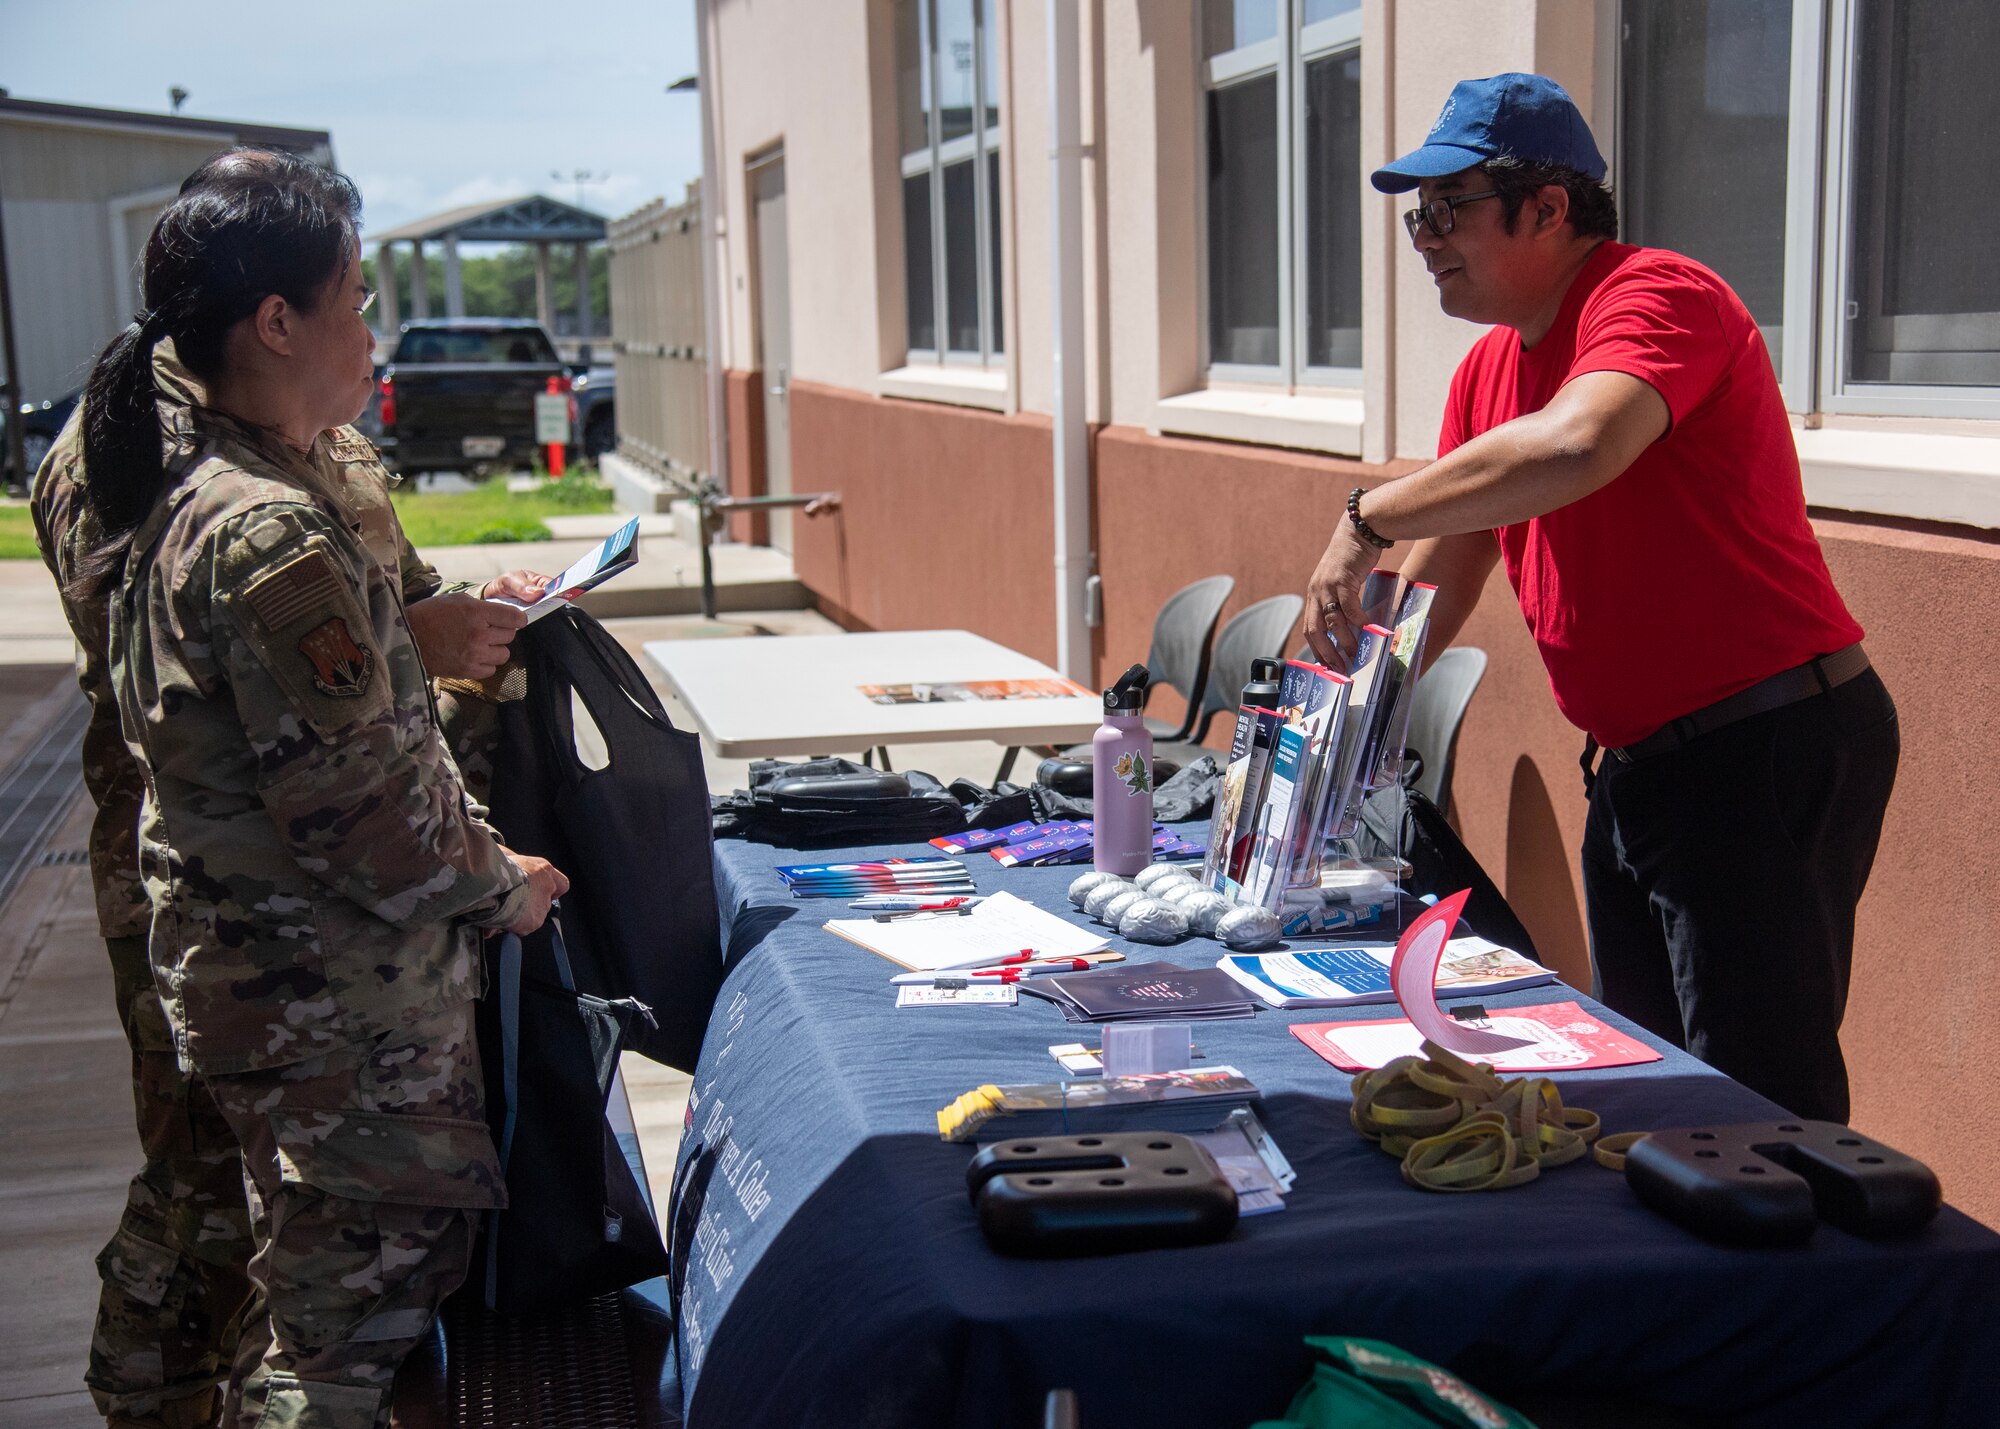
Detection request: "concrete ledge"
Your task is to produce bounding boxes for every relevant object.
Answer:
[1796,424,2000,531]
[1151,386,1366,457]
[601,450,682,514]
[877,364,1010,411]
[573,578,813,619]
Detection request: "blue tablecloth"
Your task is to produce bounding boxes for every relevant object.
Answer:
[668,838,2000,1428]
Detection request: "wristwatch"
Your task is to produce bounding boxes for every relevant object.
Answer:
[1346,487,1393,550]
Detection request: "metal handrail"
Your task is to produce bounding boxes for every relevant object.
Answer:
[691,482,840,620]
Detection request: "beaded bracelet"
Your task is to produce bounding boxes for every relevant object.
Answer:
[1347,486,1393,550]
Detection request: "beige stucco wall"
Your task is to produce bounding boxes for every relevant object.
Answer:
[1381,0,1597,460]
[707,0,889,393]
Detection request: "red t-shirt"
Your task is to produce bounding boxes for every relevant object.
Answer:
[1439,242,1863,747]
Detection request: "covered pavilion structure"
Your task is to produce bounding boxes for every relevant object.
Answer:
[368,193,607,338]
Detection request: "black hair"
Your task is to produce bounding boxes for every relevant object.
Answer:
[73,148,361,600]
[1481,156,1618,241]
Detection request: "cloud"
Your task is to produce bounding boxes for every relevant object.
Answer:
[5,0,703,235]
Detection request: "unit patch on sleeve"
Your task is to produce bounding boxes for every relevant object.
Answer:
[297,616,376,698]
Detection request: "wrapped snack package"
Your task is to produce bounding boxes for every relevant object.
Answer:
[1069,870,1124,909]
[1216,904,1283,950]
[1083,880,1135,921]
[1119,898,1189,944]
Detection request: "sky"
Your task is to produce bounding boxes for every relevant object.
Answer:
[3,0,705,239]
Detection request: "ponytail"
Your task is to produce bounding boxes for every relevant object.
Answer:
[71,311,173,602]
[69,148,361,603]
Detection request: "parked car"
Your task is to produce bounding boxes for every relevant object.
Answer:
[569,363,616,460]
[376,319,568,477]
[3,388,80,486]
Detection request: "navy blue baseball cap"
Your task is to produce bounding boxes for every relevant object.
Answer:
[1371,73,1605,193]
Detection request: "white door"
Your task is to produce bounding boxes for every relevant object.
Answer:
[750,152,793,552]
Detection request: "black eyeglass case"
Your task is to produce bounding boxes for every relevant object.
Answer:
[965,1132,1239,1258]
[1623,1120,1941,1247]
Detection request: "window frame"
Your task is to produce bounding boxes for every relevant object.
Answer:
[1815,0,2000,419]
[1197,0,1364,392]
[899,0,1005,368]
[1614,0,2000,422]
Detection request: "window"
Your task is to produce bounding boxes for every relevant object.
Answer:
[1620,2,1792,364]
[1838,0,2000,394]
[897,0,1004,364]
[1202,0,1362,385]
[1619,0,2000,419]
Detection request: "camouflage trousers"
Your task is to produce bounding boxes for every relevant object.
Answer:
[87,934,257,1429]
[206,999,505,1429]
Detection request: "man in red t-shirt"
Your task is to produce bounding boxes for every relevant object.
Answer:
[1303,74,1897,1122]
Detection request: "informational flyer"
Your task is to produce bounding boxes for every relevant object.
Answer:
[1290,1001,1662,1073]
[859,678,1091,705]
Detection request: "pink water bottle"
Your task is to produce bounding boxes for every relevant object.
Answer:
[1093,663,1154,876]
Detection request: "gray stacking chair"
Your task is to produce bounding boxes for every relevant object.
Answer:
[1403,645,1488,812]
[1150,593,1306,767]
[1140,575,1235,740]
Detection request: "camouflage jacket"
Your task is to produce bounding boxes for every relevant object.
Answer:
[32,342,452,942]
[111,405,527,1074]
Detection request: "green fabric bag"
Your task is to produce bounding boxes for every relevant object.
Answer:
[1251,1337,1540,1429]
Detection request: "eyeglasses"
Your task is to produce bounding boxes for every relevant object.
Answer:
[355,288,378,316]
[1402,190,1500,241]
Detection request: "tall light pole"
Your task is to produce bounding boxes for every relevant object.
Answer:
[0,174,27,490]
[669,16,728,525]
[550,169,608,211]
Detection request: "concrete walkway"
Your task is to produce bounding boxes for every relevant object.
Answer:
[424,528,806,619]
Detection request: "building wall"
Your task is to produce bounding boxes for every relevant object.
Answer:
[701,0,2000,1226]
[0,119,226,401]
[0,112,331,405]
[708,0,890,392]
[784,379,1059,659]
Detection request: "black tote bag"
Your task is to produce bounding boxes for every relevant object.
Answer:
[477,917,670,1313]
[485,608,725,1070]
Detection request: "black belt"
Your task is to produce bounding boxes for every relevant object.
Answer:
[1581,644,1870,793]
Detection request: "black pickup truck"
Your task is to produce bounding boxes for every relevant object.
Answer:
[376,319,568,476]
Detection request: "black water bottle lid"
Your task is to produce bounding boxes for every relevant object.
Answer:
[1103,662,1150,713]
[1242,656,1286,705]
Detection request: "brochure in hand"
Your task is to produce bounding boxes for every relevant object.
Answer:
[1217,936,1557,1010]
[493,515,641,624]
[1346,581,1437,822]
[1318,623,1396,852]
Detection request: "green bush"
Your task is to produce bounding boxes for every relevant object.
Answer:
[464,519,554,544]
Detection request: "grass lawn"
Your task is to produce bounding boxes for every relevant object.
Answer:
[0,504,40,560]
[390,473,614,546]
[0,475,618,557]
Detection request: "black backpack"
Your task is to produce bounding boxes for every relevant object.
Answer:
[484,608,725,1071]
[1356,786,1541,961]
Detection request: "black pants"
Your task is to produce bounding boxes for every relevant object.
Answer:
[1582,667,1899,1122]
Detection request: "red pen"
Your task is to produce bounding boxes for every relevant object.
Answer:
[968,958,1093,981]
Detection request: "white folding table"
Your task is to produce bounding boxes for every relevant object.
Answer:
[641,629,1103,781]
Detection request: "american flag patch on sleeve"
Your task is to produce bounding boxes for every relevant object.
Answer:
[243,550,346,631]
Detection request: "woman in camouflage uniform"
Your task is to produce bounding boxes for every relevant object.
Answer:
[69,154,566,1429]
